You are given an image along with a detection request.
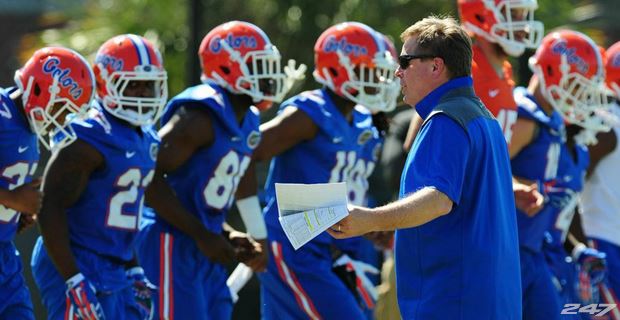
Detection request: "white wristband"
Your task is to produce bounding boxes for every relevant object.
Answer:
[236,196,267,239]
[65,272,85,288]
[125,266,144,277]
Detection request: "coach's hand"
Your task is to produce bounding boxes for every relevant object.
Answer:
[327,205,374,239]
[65,273,105,320]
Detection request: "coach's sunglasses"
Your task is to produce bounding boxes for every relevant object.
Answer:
[398,54,438,69]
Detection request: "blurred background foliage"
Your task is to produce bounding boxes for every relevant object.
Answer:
[10,0,616,98]
[4,0,620,318]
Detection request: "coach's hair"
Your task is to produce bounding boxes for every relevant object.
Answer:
[400,16,472,79]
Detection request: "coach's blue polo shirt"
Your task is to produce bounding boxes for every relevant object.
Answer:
[395,76,521,319]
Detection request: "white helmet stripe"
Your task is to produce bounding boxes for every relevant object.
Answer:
[127,34,151,66]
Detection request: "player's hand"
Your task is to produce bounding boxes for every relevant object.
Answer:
[65,273,105,320]
[228,231,267,271]
[194,231,235,265]
[364,231,394,250]
[7,179,42,215]
[126,267,157,320]
[327,205,374,239]
[513,181,544,217]
[573,244,607,304]
[17,214,37,233]
[244,238,268,272]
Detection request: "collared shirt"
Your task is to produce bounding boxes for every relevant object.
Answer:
[415,76,473,119]
[396,77,521,319]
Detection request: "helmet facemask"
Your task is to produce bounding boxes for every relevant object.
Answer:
[212,39,290,104]
[16,73,87,150]
[541,55,616,133]
[332,50,398,112]
[488,0,544,56]
[99,64,168,126]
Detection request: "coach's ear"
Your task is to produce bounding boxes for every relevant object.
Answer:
[431,57,446,77]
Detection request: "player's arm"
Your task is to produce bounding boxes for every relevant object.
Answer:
[586,130,616,179]
[508,117,537,158]
[235,106,319,204]
[329,187,453,238]
[509,117,545,216]
[145,106,235,264]
[234,107,318,269]
[38,139,103,280]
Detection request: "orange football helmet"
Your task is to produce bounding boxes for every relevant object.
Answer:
[14,47,95,150]
[529,30,611,132]
[93,34,168,126]
[314,22,397,112]
[458,0,544,57]
[605,41,620,100]
[199,21,299,110]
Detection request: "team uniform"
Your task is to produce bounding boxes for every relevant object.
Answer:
[541,141,589,309]
[137,82,260,320]
[0,87,38,319]
[260,89,374,320]
[332,105,383,318]
[471,43,518,144]
[581,103,620,312]
[511,86,565,319]
[31,102,159,319]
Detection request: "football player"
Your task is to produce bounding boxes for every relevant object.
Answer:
[580,40,620,317]
[136,21,301,319]
[332,33,399,319]
[459,0,543,145]
[0,47,94,319]
[31,34,167,320]
[510,30,608,319]
[235,21,397,319]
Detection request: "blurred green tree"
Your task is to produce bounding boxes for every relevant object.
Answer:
[33,0,583,96]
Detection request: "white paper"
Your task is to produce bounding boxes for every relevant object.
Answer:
[275,182,349,250]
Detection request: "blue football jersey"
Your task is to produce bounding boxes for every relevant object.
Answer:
[335,106,384,256]
[0,87,39,242]
[66,101,159,261]
[263,89,375,245]
[545,142,589,247]
[155,82,260,235]
[347,106,383,207]
[511,86,566,251]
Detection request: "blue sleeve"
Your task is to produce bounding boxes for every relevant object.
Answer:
[70,118,114,156]
[403,114,470,204]
[281,94,339,139]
